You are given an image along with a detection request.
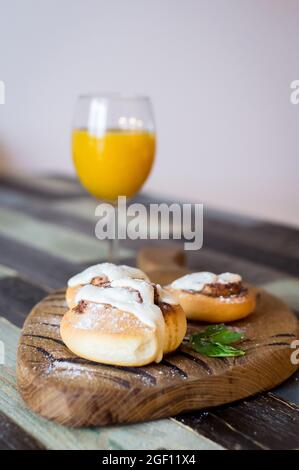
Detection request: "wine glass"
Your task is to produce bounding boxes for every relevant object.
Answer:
[72,93,156,262]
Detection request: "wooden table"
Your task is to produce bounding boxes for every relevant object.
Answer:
[0,174,298,450]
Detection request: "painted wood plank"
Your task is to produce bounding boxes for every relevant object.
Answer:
[0,317,222,450]
[0,277,48,328]
[52,198,99,221]
[0,264,17,279]
[0,206,115,263]
[0,409,45,450]
[0,175,84,199]
[125,191,299,276]
[262,279,299,312]
[22,175,83,194]
[52,198,197,240]
[128,191,299,261]
[0,187,94,236]
[97,418,222,450]
[0,234,134,293]
[187,246,289,285]
[1,179,294,284]
[177,394,299,450]
[110,190,299,265]
[0,198,290,288]
[204,227,299,278]
[0,233,83,289]
[206,211,299,260]
[2,173,299,264]
[0,187,134,263]
[177,412,265,450]
[1,191,288,288]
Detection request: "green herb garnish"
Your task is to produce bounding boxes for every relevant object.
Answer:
[189,323,245,357]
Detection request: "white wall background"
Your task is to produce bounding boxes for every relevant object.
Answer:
[0,0,298,226]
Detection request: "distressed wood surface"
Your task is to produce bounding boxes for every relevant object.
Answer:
[0,174,299,448]
[177,394,299,450]
[17,285,298,427]
[0,409,45,450]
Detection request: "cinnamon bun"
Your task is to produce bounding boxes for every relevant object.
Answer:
[61,273,187,366]
[66,263,150,309]
[166,272,256,323]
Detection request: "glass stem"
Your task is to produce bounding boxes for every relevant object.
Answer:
[108,201,119,263]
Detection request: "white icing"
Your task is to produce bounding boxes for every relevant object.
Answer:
[156,284,177,305]
[218,272,242,284]
[171,271,242,292]
[75,279,166,362]
[171,272,217,291]
[111,278,154,304]
[68,263,149,287]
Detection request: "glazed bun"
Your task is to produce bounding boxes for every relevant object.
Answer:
[66,263,150,309]
[66,285,81,310]
[166,272,256,323]
[61,274,187,367]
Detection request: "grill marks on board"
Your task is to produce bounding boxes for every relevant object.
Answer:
[22,333,65,347]
[160,359,188,379]
[21,329,189,386]
[179,350,213,375]
[21,320,159,386]
[17,289,298,405]
[20,342,131,389]
[23,290,294,389]
[22,292,219,384]
[271,333,297,338]
[20,293,217,386]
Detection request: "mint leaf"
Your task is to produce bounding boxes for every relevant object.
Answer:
[194,323,244,345]
[190,338,245,357]
[209,329,244,345]
[204,324,226,335]
[189,324,246,358]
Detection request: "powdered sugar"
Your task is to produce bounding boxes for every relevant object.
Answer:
[70,302,152,333]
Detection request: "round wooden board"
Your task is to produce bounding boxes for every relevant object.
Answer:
[17,288,299,427]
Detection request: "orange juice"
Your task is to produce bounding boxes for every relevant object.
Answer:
[72,129,156,201]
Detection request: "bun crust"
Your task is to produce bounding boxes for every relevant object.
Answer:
[60,302,186,367]
[166,286,256,323]
[66,285,81,309]
[160,303,187,354]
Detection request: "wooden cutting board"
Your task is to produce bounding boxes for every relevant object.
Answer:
[17,247,299,427]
